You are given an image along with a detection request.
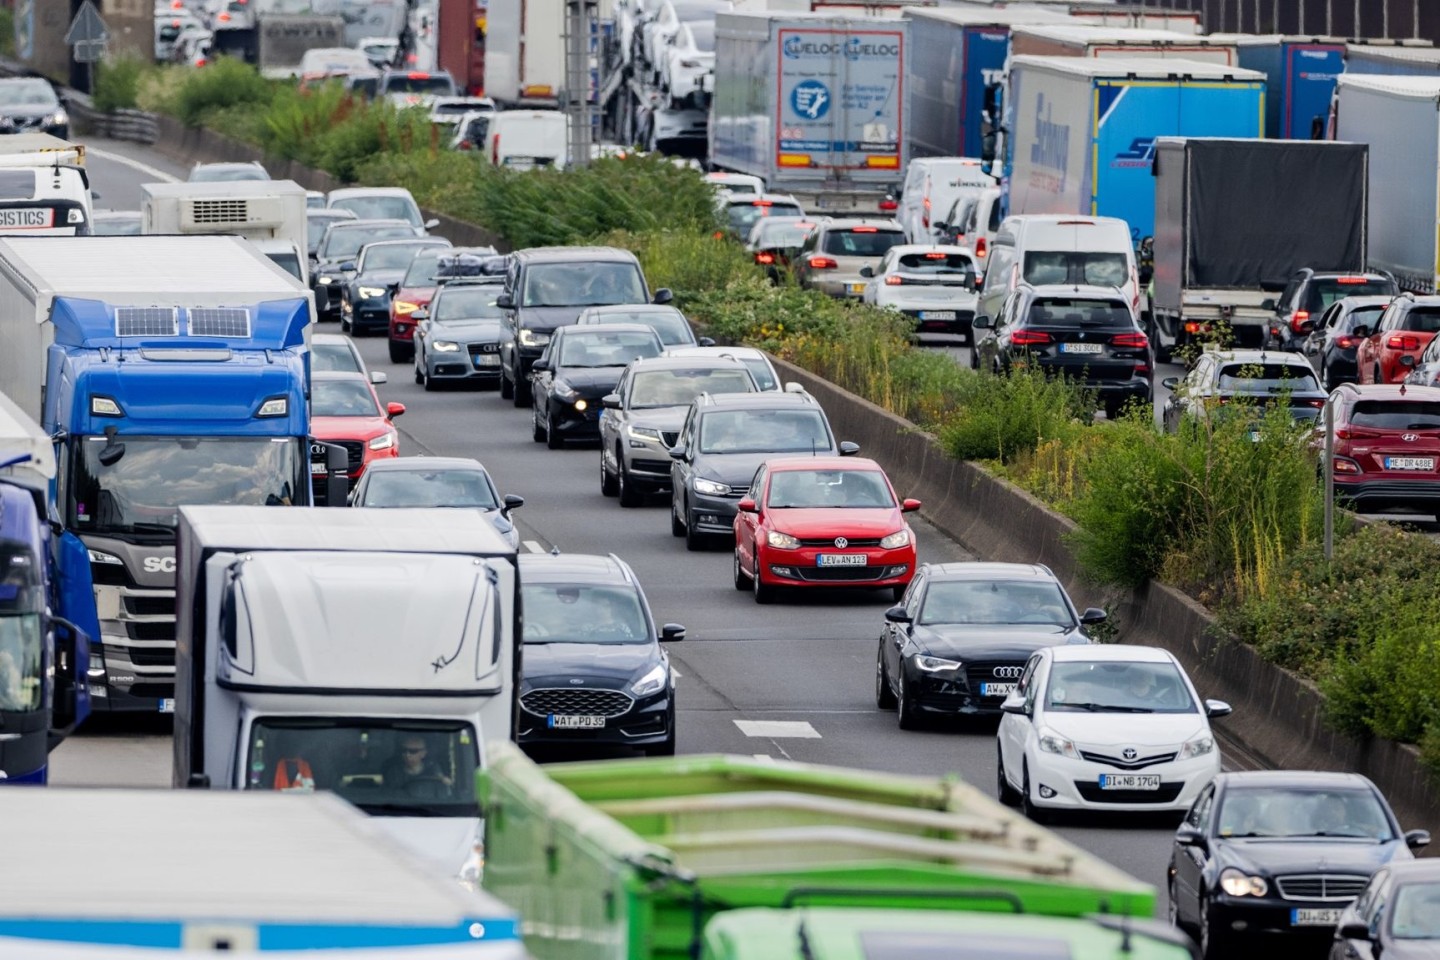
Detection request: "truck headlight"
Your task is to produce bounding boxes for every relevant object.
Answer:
[255,397,288,417]
[693,478,731,496]
[631,663,668,696]
[368,432,396,451]
[88,549,123,565]
[879,529,911,549]
[90,396,123,416]
[358,286,387,299]
[432,340,460,352]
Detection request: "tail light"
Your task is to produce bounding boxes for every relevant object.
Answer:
[878,198,898,211]
[1010,330,1053,346]
[1387,335,1421,351]
[1304,399,1325,408]
[975,237,987,258]
[1333,456,1362,474]
[852,226,879,233]
[755,252,775,264]
[1111,332,1149,349]
[884,275,904,286]
[922,197,930,228]
[924,252,947,260]
[492,132,500,165]
[1184,321,1212,335]
[807,256,837,270]
[1289,309,1310,334]
[1336,276,1371,284]
[1335,335,1360,349]
[217,10,231,20]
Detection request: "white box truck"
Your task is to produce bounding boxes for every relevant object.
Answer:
[142,178,311,287]
[483,0,565,108]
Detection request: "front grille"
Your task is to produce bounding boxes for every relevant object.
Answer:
[334,440,365,472]
[126,622,174,642]
[467,342,500,357]
[661,431,679,447]
[791,565,887,582]
[631,459,671,474]
[90,564,131,587]
[1073,781,1184,804]
[127,682,174,700]
[797,536,882,548]
[521,688,634,718]
[1079,750,1179,771]
[1276,875,1370,902]
[105,644,174,668]
[124,595,174,617]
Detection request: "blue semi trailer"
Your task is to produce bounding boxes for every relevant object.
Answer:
[1209,34,1344,139]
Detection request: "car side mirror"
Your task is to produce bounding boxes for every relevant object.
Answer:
[901,498,921,513]
[339,260,356,272]
[1405,829,1432,850]
[972,314,993,330]
[412,307,429,320]
[883,604,911,623]
[1161,376,1180,390]
[503,494,524,514]
[1080,607,1107,625]
[1297,318,1317,335]
[859,266,874,278]
[839,441,860,456]
[496,293,515,309]
[1337,920,1371,942]
[698,336,715,347]
[1260,298,1277,312]
[369,370,388,385]
[532,360,550,372]
[661,623,686,642]
[668,444,688,460]
[653,288,674,305]
[1204,699,1232,719]
[736,497,758,513]
[424,218,440,229]
[1000,696,1028,716]
[1175,825,1207,848]
[386,401,406,418]
[601,393,621,409]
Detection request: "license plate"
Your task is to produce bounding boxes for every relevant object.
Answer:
[1098,774,1160,790]
[158,698,175,714]
[848,283,866,295]
[1385,457,1435,470]
[980,682,1016,697]
[817,553,868,567]
[919,310,956,321]
[548,715,604,729]
[1291,908,1343,927]
[0,209,52,229]
[310,462,326,475]
[1061,342,1104,354]
[474,354,501,367]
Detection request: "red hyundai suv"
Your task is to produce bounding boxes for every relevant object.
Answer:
[1327,383,1440,515]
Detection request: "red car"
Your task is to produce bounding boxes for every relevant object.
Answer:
[1326,383,1440,515]
[732,457,920,604]
[388,247,502,363]
[1356,294,1440,385]
[310,371,404,501]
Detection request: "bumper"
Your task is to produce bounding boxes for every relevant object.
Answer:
[344,298,391,331]
[1027,749,1219,813]
[426,350,503,382]
[517,691,672,748]
[900,659,1025,715]
[687,491,746,533]
[904,308,975,335]
[1206,896,1357,942]
[622,448,674,488]
[757,544,914,589]
[1333,477,1440,512]
[550,399,605,438]
[811,277,868,299]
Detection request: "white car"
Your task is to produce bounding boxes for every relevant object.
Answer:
[705,172,764,199]
[641,0,729,82]
[358,36,399,69]
[663,345,783,392]
[997,644,1230,820]
[661,20,715,109]
[449,110,492,151]
[429,96,495,128]
[962,186,1003,264]
[861,244,980,340]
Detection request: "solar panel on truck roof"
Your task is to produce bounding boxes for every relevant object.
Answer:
[114,306,178,337]
[188,307,251,338]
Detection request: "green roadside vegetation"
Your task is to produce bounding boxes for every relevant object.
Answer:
[103,57,1440,774]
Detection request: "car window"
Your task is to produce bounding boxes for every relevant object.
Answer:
[558,331,663,367]
[1341,305,1386,334]
[1216,363,1319,392]
[728,201,804,234]
[310,343,363,374]
[332,196,422,227]
[321,225,418,259]
[1390,882,1440,939]
[1044,660,1197,714]
[737,358,777,391]
[821,228,906,257]
[307,214,352,254]
[982,245,1015,293]
[698,409,829,454]
[1350,400,1440,430]
[764,469,895,509]
[895,252,974,275]
[311,379,381,417]
[0,79,59,107]
[1026,297,1132,330]
[629,368,754,407]
[360,470,498,508]
[1401,306,1440,333]
[1279,275,1302,311]
[917,579,1073,627]
[1304,277,1396,313]
[381,74,455,95]
[362,243,440,271]
[1214,786,1394,840]
[987,198,1002,231]
[434,287,504,320]
[1023,251,1127,287]
[521,583,649,644]
[522,261,647,307]
[1186,785,1214,829]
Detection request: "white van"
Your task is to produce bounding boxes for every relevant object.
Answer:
[487,110,568,170]
[896,157,995,245]
[976,215,1138,325]
[960,186,1004,264]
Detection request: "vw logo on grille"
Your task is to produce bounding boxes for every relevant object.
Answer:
[834,536,849,548]
[992,666,1023,679]
[1403,433,1419,442]
[1122,747,1139,761]
[568,678,585,685]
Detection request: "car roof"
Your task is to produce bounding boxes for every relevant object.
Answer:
[361,238,450,252]
[328,187,416,200]
[1204,349,1312,366]
[581,304,681,315]
[765,456,882,472]
[311,370,371,384]
[698,391,816,410]
[1048,644,1176,663]
[1335,295,1398,308]
[308,208,356,219]
[1023,283,1128,300]
[324,218,414,230]
[310,333,356,346]
[362,456,488,474]
[921,561,1058,581]
[885,244,975,258]
[665,346,765,360]
[1216,770,1378,790]
[512,246,640,263]
[193,161,264,170]
[818,218,905,230]
[1335,383,1440,401]
[628,355,749,372]
[518,552,636,585]
[560,322,665,337]
[729,193,803,207]
[1302,269,1392,280]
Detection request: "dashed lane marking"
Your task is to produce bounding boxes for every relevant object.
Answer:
[733,720,820,739]
[522,540,546,554]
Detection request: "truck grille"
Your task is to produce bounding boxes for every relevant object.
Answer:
[1276,875,1370,902]
[124,595,174,617]
[521,688,633,718]
[105,644,174,669]
[125,622,173,642]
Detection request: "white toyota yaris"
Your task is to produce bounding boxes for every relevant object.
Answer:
[997,644,1230,821]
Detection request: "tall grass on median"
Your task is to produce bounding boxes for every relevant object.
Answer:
[595,229,753,309]
[93,56,147,113]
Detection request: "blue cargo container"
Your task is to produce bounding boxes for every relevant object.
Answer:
[1210,34,1344,139]
[1003,55,1266,247]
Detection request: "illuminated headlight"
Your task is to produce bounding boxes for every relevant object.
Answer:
[67,207,86,224]
[628,425,662,442]
[318,276,334,285]
[432,340,460,352]
[914,655,961,673]
[256,397,288,417]
[394,300,420,316]
[518,329,550,347]
[766,530,799,550]
[551,379,578,401]
[87,549,123,565]
[368,431,396,451]
[631,663,668,696]
[693,478,731,496]
[91,396,122,416]
[358,286,387,299]
[48,111,67,126]
[574,399,588,411]
[1219,868,1268,898]
[1036,727,1079,758]
[1179,734,1215,759]
[879,529,911,549]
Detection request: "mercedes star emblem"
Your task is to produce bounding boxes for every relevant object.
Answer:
[834,536,848,549]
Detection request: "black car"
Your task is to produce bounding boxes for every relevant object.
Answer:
[1169,770,1430,960]
[311,219,418,321]
[531,324,665,448]
[340,237,451,335]
[1268,269,1398,352]
[1303,295,1395,390]
[497,246,672,406]
[306,208,356,258]
[517,553,683,756]
[972,283,1153,420]
[1161,349,1327,433]
[1330,860,1440,959]
[876,562,1105,729]
[413,277,507,390]
[668,390,858,550]
[0,78,69,137]
[743,216,815,283]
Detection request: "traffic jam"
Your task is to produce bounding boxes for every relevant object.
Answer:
[0,0,1438,956]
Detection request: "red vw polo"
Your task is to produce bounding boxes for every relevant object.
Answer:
[732,457,920,604]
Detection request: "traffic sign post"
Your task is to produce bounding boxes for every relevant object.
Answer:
[65,1,109,94]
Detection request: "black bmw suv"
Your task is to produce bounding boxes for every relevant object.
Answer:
[517,552,684,756]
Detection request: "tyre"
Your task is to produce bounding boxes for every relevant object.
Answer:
[1104,398,1126,421]
[733,549,751,591]
[414,360,424,385]
[751,563,774,603]
[421,365,435,392]
[513,380,530,408]
[670,496,686,537]
[389,340,409,364]
[1020,762,1050,824]
[1198,900,1227,960]
[617,462,643,507]
[685,512,706,552]
[890,584,906,603]
[645,736,677,757]
[531,405,546,443]
[500,369,514,400]
[545,413,563,449]
[339,309,351,334]
[1156,341,1173,364]
[600,449,619,497]
[896,670,920,729]
[875,641,897,709]
[996,744,1020,805]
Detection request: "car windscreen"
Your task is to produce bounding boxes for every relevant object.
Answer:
[360,470,498,508]
[698,409,829,454]
[311,379,381,417]
[1214,786,1394,841]
[895,252,974,276]
[362,242,437,271]
[558,331,663,367]
[728,202,805,234]
[307,214,352,253]
[383,74,456,95]
[686,21,715,51]
[522,583,649,644]
[321,225,417,259]
[1045,660,1197,714]
[1400,306,1440,333]
[1023,251,1128,287]
[765,469,894,509]
[918,579,1074,627]
[0,80,58,107]
[522,261,647,307]
[331,195,422,227]
[434,286,504,320]
[1217,363,1319,392]
[311,342,362,374]
[822,228,906,258]
[1390,883,1440,939]
[1026,298,1132,330]
[266,252,303,282]
[1305,277,1396,313]
[403,252,446,286]
[630,368,755,407]
[1349,400,1440,431]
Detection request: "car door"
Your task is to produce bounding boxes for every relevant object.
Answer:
[1360,303,1399,383]
[1172,356,1211,428]
[413,308,430,367]
[1172,782,1215,926]
[883,570,926,687]
[601,367,628,453]
[999,652,1043,782]
[533,337,557,419]
[1308,302,1340,357]
[865,250,893,304]
[671,406,697,511]
[736,464,766,573]
[794,228,821,289]
[500,261,521,377]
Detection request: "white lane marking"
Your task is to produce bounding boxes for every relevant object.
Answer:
[733,720,820,739]
[522,540,546,554]
[85,146,180,183]
[670,666,682,678]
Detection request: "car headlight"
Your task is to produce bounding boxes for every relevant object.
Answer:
[552,378,578,400]
[628,425,662,442]
[1219,867,1269,898]
[913,655,961,673]
[1036,727,1079,758]
[766,530,800,550]
[358,286,387,299]
[693,478,731,496]
[318,275,334,285]
[88,549,123,565]
[519,329,550,347]
[631,663,668,696]
[49,111,67,126]
[432,340,460,352]
[1179,734,1215,759]
[394,300,421,316]
[879,529,911,549]
[368,431,396,451]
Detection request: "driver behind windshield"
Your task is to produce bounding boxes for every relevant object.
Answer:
[382,735,453,795]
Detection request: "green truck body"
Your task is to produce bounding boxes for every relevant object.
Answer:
[479,745,1176,960]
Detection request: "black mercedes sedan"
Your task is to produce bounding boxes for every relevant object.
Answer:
[876,561,1104,729]
[1169,770,1430,960]
[517,553,684,756]
[530,324,664,449]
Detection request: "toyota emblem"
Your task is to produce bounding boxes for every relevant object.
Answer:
[834,536,849,549]
[1403,433,1419,442]
[992,665,1023,679]
[1122,748,1139,761]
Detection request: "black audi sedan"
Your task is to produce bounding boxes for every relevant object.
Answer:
[875,561,1104,729]
[530,324,664,449]
[1169,770,1430,960]
[517,553,683,757]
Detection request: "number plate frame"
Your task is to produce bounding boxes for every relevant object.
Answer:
[1097,773,1161,790]
[918,310,957,321]
[817,553,868,567]
[1384,456,1435,471]
[980,682,1017,698]
[1290,908,1343,927]
[1061,342,1104,354]
[548,715,605,729]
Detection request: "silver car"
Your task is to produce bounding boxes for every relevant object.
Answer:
[348,456,524,549]
[413,279,507,390]
[792,218,908,299]
[599,356,758,506]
